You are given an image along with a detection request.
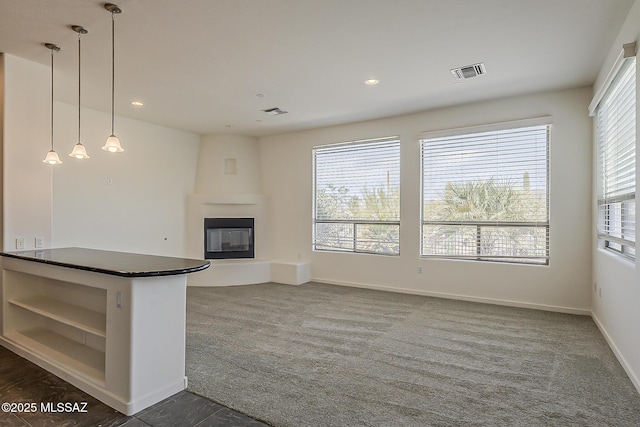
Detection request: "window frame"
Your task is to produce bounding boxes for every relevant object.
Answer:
[419,117,552,265]
[312,136,401,256]
[595,56,636,261]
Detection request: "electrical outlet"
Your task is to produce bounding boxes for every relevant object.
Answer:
[417,266,423,273]
[15,237,25,250]
[35,236,44,248]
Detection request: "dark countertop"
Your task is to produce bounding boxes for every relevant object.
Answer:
[0,247,210,278]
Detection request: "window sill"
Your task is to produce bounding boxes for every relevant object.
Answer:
[596,247,635,268]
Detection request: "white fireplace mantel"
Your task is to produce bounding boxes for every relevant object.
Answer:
[187,193,265,206]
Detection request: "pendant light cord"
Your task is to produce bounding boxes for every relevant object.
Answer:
[111,12,115,135]
[78,32,81,144]
[51,49,54,151]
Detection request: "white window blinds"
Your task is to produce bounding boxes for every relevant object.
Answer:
[313,137,400,255]
[421,120,550,265]
[597,57,636,259]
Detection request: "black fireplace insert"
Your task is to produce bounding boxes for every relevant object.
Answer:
[204,218,255,259]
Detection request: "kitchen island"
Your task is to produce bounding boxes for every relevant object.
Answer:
[0,247,210,415]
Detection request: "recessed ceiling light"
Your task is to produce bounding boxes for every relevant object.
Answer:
[131,101,143,106]
[364,79,379,85]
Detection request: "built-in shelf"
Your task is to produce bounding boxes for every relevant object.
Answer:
[5,328,105,385]
[8,296,106,337]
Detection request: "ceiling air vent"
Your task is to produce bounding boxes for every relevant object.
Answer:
[263,107,288,116]
[450,62,486,80]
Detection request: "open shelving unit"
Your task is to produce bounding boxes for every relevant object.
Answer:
[0,254,191,415]
[2,270,107,386]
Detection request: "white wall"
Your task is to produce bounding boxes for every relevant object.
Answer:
[195,134,262,194]
[51,103,200,257]
[591,0,640,393]
[1,54,53,251]
[260,87,592,313]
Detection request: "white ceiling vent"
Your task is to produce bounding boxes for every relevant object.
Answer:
[263,107,288,116]
[450,62,486,80]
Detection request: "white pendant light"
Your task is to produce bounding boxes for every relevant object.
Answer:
[43,150,62,164]
[69,25,90,159]
[102,3,124,153]
[69,141,90,159]
[43,43,62,165]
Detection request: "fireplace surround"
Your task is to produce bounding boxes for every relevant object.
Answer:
[186,135,310,286]
[204,217,254,259]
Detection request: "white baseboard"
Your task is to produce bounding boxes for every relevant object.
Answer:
[591,312,640,395]
[312,277,591,316]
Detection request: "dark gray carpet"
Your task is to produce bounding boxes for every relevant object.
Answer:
[185,282,640,427]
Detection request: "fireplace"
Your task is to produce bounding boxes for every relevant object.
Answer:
[204,218,255,259]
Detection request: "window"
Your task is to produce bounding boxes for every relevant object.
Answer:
[420,119,550,265]
[313,137,400,255]
[596,58,636,259]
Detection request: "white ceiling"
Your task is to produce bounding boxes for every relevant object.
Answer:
[0,0,634,137]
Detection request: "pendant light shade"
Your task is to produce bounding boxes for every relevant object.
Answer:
[69,25,90,159]
[103,135,124,152]
[43,43,62,165]
[43,150,62,165]
[102,3,124,153]
[69,143,90,159]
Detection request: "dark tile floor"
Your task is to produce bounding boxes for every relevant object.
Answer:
[0,346,269,427]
